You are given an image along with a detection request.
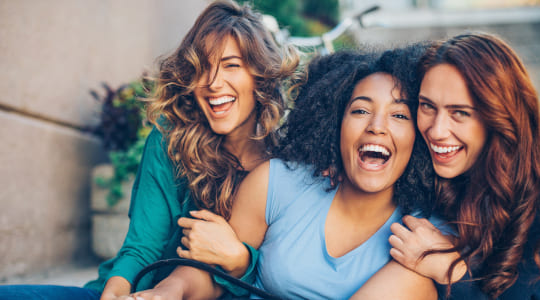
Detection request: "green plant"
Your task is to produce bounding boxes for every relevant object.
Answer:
[237,0,338,37]
[91,78,154,206]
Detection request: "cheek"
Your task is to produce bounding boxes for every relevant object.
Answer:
[396,126,416,158]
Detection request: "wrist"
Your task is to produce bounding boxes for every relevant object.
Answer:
[433,253,467,284]
[221,242,250,278]
[156,270,187,296]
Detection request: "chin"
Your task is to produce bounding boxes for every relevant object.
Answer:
[433,167,460,179]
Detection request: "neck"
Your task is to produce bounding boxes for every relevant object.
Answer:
[335,179,396,220]
[223,115,265,171]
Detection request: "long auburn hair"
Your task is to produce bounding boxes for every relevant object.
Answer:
[420,32,540,298]
[147,0,299,219]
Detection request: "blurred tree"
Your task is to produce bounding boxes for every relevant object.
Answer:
[303,0,339,27]
[238,0,339,37]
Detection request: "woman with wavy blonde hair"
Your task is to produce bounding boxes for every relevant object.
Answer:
[388,32,540,299]
[101,0,298,299]
[0,1,298,300]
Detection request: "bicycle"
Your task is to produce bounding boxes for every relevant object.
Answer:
[263,5,380,55]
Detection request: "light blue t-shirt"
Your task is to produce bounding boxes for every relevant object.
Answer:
[252,159,404,299]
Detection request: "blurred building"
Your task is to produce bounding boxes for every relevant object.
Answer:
[340,0,540,90]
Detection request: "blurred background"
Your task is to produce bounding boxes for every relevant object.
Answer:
[1,0,539,286]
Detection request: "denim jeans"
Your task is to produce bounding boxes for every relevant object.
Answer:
[0,284,101,300]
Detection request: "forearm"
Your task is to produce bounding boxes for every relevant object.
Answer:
[100,276,131,300]
[349,261,437,300]
[156,266,223,300]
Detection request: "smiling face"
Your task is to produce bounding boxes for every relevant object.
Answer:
[417,64,488,179]
[340,72,415,194]
[194,35,257,138]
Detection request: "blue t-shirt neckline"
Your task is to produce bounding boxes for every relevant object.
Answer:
[319,186,400,265]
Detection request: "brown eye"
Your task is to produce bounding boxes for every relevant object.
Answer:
[419,102,435,111]
[351,109,369,115]
[393,113,410,120]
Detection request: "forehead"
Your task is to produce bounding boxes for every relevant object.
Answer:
[351,73,402,103]
[420,64,474,105]
[204,34,242,62]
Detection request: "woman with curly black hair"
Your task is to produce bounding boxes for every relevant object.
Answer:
[172,45,445,299]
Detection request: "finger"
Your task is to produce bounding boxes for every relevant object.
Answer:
[388,234,404,249]
[414,216,438,230]
[401,215,425,230]
[178,217,197,228]
[390,222,412,239]
[135,291,157,300]
[389,247,405,265]
[182,228,191,237]
[177,247,192,259]
[190,209,225,223]
[180,236,190,249]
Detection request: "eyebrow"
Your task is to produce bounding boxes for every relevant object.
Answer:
[221,55,242,62]
[350,96,410,105]
[419,95,476,110]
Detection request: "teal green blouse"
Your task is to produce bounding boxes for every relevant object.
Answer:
[84,127,256,296]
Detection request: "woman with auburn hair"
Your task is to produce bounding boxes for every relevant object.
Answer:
[388,32,540,299]
[0,1,298,300]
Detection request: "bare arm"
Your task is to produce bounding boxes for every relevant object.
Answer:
[227,160,269,248]
[130,266,222,300]
[349,260,437,300]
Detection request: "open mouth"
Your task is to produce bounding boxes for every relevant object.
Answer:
[359,144,391,167]
[208,96,236,115]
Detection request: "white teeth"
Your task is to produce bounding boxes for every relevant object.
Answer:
[360,144,390,156]
[430,143,461,154]
[208,96,235,106]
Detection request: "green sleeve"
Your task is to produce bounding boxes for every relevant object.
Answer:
[85,126,185,291]
[213,243,259,296]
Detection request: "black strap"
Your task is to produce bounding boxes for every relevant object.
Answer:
[131,258,281,300]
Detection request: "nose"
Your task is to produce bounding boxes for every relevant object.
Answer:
[207,68,224,91]
[428,112,451,140]
[366,113,387,135]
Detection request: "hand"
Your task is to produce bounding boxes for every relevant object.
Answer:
[101,295,135,300]
[125,283,184,300]
[389,215,467,284]
[177,210,250,277]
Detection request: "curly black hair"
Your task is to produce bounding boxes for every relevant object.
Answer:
[277,44,434,215]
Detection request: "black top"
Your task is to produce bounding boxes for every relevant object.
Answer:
[437,217,540,299]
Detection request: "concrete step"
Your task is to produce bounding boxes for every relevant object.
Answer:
[1,263,99,287]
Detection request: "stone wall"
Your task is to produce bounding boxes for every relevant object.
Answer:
[0,0,207,280]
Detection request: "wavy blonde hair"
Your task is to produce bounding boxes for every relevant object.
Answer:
[147,0,299,219]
